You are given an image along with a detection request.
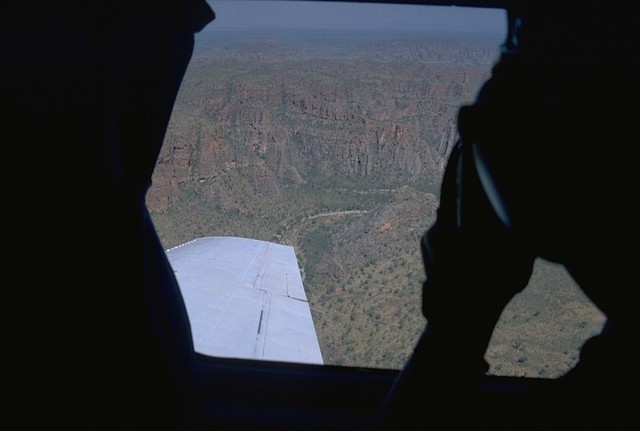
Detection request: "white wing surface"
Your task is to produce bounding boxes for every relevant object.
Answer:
[166,236,323,365]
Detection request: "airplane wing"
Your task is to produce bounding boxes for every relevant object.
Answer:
[166,236,323,365]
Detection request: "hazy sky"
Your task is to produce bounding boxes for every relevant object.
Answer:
[206,1,506,35]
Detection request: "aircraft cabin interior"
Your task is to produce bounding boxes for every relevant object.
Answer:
[6,0,636,429]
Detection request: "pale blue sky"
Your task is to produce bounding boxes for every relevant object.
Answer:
[206,1,506,36]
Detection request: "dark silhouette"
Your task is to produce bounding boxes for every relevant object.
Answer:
[378,1,639,428]
[4,2,214,428]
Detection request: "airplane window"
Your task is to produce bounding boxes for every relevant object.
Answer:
[148,0,605,376]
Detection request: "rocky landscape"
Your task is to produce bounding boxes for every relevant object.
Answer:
[147,31,605,375]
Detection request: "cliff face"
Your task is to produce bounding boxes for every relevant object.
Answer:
[147,38,496,215]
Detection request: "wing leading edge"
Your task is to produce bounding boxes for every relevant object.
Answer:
[166,236,323,365]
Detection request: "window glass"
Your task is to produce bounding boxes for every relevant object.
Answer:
[148,1,605,374]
